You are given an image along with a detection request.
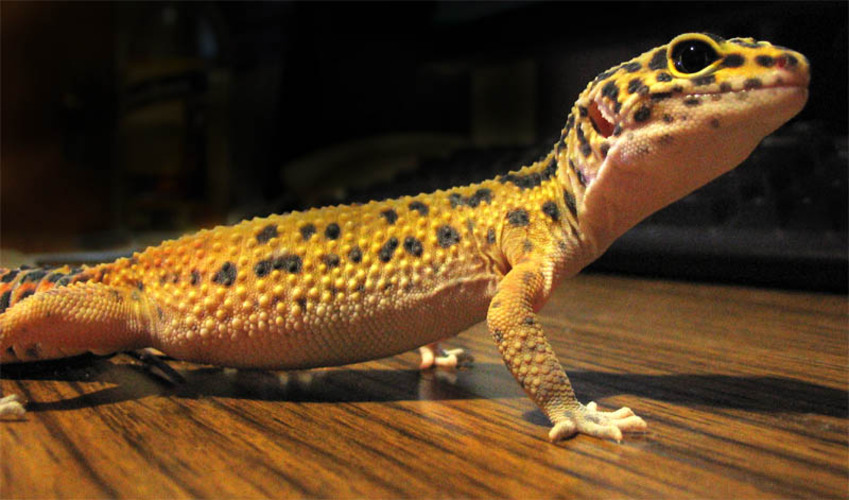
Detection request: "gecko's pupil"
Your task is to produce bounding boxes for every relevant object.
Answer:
[671,40,719,74]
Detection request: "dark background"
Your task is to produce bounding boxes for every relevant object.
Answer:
[2,1,846,291]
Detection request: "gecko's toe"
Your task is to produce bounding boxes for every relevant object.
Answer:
[549,402,647,443]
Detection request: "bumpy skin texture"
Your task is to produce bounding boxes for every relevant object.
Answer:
[0,34,810,442]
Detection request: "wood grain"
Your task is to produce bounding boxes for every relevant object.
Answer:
[2,274,846,498]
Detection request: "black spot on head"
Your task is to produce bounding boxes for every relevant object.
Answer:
[190,270,201,285]
[730,39,760,49]
[542,157,558,180]
[601,81,619,102]
[633,106,651,122]
[722,54,745,68]
[612,123,623,136]
[348,246,363,263]
[56,277,72,287]
[655,72,673,82]
[380,209,398,225]
[256,224,278,244]
[744,78,762,90]
[622,61,642,72]
[403,236,423,257]
[300,224,317,241]
[651,92,673,101]
[296,298,307,309]
[600,142,610,158]
[256,259,274,278]
[627,78,647,95]
[719,81,733,92]
[212,262,237,286]
[436,225,461,248]
[542,201,560,222]
[378,237,399,262]
[506,209,530,227]
[710,118,720,129]
[1,270,19,283]
[578,105,588,117]
[408,201,429,216]
[325,223,341,240]
[273,254,303,274]
[648,48,667,70]
[593,68,616,83]
[467,188,493,207]
[783,53,798,68]
[662,114,674,123]
[486,228,496,245]
[563,189,577,216]
[683,97,701,107]
[691,74,716,86]
[564,113,575,134]
[21,270,48,283]
[321,254,341,269]
[576,168,587,187]
[0,290,10,314]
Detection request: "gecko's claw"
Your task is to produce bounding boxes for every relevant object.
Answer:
[0,394,26,419]
[548,401,647,443]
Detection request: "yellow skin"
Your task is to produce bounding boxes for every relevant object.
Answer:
[0,34,809,442]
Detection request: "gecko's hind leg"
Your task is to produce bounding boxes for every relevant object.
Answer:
[418,343,474,370]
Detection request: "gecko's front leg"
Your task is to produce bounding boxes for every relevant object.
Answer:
[486,258,646,442]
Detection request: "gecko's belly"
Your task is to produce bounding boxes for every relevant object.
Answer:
[153,275,498,369]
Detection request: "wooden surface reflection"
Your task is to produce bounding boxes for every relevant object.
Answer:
[2,274,846,498]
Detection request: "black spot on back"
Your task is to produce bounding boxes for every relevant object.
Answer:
[448,193,465,208]
[46,273,65,283]
[348,246,363,264]
[190,270,201,285]
[467,188,492,207]
[212,262,237,286]
[322,254,341,269]
[408,201,429,216]
[21,270,48,283]
[254,260,273,277]
[403,236,423,257]
[487,228,496,245]
[436,225,461,248]
[507,209,530,227]
[300,224,317,241]
[0,290,10,314]
[378,237,399,262]
[542,201,560,222]
[256,224,278,244]
[273,255,302,274]
[380,209,398,225]
[325,223,341,240]
[1,270,19,283]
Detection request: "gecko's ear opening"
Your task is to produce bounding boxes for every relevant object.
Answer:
[588,101,614,138]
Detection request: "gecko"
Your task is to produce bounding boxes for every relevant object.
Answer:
[0,33,809,442]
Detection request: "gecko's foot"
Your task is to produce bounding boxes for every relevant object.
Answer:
[418,343,474,370]
[549,401,647,443]
[0,394,26,419]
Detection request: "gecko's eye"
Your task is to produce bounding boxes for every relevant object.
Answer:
[670,39,719,74]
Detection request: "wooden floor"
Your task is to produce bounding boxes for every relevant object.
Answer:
[1,274,846,498]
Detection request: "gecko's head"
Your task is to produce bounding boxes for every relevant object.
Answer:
[557,33,810,248]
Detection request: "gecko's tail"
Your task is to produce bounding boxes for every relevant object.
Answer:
[0,265,155,363]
